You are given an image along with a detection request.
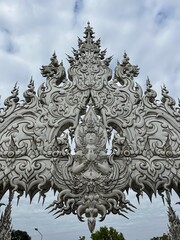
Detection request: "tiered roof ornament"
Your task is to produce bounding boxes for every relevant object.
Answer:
[0,23,179,232]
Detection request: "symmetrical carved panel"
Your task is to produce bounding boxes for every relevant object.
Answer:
[0,22,179,231]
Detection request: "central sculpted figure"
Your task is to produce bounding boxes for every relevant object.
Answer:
[71,106,111,179]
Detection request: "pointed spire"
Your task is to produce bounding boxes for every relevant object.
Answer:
[4,83,19,107]
[122,51,130,65]
[50,51,59,67]
[161,84,169,97]
[23,77,36,104]
[146,76,152,89]
[144,76,157,104]
[78,37,83,48]
[103,56,113,66]
[72,47,79,60]
[95,38,101,47]
[66,54,75,65]
[84,22,95,44]
[161,84,176,107]
[77,22,101,53]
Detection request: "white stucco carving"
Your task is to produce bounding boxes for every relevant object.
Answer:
[0,22,179,231]
[0,193,13,240]
[166,192,180,240]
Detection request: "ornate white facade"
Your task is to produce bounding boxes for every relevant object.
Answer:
[0,23,179,232]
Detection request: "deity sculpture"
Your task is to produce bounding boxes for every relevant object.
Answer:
[71,106,111,178]
[48,105,133,232]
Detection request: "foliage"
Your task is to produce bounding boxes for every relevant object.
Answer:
[11,229,31,240]
[150,233,169,240]
[79,227,170,240]
[79,226,125,240]
[79,236,86,240]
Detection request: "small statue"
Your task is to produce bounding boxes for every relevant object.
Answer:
[71,106,111,179]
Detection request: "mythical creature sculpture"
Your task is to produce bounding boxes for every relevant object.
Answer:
[0,22,179,231]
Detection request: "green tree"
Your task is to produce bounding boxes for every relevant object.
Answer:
[90,226,125,240]
[78,236,86,240]
[150,233,169,240]
[11,229,31,240]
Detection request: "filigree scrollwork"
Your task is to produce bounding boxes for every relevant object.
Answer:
[0,22,179,232]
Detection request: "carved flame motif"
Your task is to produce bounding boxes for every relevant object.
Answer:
[0,23,179,231]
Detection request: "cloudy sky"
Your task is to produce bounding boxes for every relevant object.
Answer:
[0,0,180,239]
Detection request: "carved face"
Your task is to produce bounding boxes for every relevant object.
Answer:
[85,132,97,145]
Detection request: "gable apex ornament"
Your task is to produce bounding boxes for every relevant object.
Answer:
[0,23,179,232]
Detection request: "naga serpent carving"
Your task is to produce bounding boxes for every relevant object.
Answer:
[0,22,179,231]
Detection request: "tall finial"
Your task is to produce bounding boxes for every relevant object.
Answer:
[84,22,94,44]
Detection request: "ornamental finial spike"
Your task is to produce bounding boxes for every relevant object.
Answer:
[84,21,94,44]
[146,76,152,89]
[161,84,169,94]
[4,82,19,107]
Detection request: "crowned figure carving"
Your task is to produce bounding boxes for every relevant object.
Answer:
[0,22,179,232]
[48,105,133,232]
[72,106,110,177]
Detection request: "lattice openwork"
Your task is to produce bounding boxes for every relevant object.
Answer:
[0,23,179,232]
